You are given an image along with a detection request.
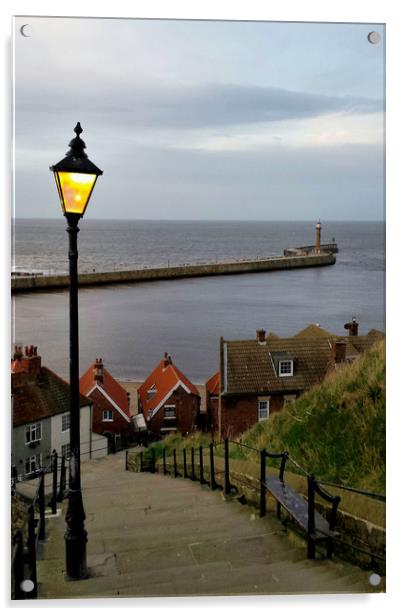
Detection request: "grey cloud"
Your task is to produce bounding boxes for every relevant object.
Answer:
[16,82,381,131]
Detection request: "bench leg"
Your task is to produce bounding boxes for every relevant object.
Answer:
[277,502,281,519]
[307,536,316,559]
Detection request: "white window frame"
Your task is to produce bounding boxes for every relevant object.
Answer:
[25,422,42,444]
[102,409,113,422]
[278,360,294,377]
[258,399,270,422]
[164,405,176,419]
[62,413,70,432]
[25,453,42,475]
[147,384,157,401]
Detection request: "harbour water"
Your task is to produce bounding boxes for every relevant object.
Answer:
[12,219,385,382]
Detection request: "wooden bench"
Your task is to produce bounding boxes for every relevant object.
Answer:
[264,452,341,559]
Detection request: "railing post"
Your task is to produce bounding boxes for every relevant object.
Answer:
[191,447,196,481]
[151,448,156,474]
[224,438,231,495]
[140,451,144,472]
[125,450,128,471]
[209,443,216,490]
[38,471,46,542]
[199,446,204,484]
[13,530,25,600]
[57,455,66,502]
[26,505,37,598]
[173,449,178,477]
[163,449,167,475]
[51,450,58,514]
[259,449,266,517]
[183,448,188,478]
[307,474,316,559]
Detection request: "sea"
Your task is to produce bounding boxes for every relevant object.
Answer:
[12,219,385,383]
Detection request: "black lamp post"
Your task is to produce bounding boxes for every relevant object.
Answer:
[50,123,103,580]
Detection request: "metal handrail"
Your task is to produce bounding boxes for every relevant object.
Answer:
[313,479,386,502]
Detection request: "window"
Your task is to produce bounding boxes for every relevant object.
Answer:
[62,413,70,432]
[25,454,42,475]
[279,360,293,376]
[25,422,42,444]
[284,395,296,406]
[61,444,71,459]
[258,400,270,422]
[164,405,176,419]
[102,410,113,422]
[147,385,157,401]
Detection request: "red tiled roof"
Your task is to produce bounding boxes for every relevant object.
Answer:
[12,366,92,428]
[206,372,220,396]
[138,357,199,420]
[80,362,130,418]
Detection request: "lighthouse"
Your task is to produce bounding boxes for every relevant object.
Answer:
[315,220,322,253]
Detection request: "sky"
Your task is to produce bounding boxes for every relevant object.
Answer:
[13,17,385,221]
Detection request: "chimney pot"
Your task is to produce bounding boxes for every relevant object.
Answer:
[256,329,266,344]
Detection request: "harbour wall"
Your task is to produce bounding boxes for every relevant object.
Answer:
[11,253,336,294]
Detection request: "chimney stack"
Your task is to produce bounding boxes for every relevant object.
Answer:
[344,317,359,337]
[163,352,172,368]
[333,340,347,363]
[256,329,267,345]
[94,358,104,383]
[11,344,41,376]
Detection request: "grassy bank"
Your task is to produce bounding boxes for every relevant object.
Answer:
[241,339,385,493]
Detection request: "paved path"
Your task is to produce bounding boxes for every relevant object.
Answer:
[37,451,383,599]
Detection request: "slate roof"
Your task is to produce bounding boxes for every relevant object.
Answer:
[80,362,130,418]
[12,367,92,428]
[138,356,200,420]
[222,327,385,396]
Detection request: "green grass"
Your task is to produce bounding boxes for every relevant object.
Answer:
[242,339,385,493]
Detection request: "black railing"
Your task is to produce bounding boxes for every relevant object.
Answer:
[134,437,385,566]
[11,452,69,600]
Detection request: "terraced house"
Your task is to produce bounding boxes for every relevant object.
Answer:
[80,358,133,452]
[137,353,200,437]
[206,321,385,438]
[11,345,107,479]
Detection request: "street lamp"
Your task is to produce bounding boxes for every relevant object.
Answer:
[50,123,103,580]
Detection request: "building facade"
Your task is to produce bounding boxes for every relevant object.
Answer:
[137,353,200,437]
[80,358,132,451]
[12,345,107,479]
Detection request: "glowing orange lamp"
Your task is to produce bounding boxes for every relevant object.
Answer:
[50,122,103,219]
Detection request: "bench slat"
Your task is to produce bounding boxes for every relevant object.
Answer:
[266,477,335,537]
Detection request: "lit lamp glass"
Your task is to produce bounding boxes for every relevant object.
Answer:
[54,171,98,216]
[50,122,103,219]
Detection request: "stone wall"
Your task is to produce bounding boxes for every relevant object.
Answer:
[12,254,336,293]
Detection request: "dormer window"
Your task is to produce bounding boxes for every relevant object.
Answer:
[278,360,293,376]
[271,352,295,377]
[147,384,157,401]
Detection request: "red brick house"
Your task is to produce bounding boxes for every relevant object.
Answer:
[80,358,132,451]
[207,321,384,439]
[137,353,200,438]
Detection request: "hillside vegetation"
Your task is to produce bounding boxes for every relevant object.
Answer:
[242,339,385,493]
